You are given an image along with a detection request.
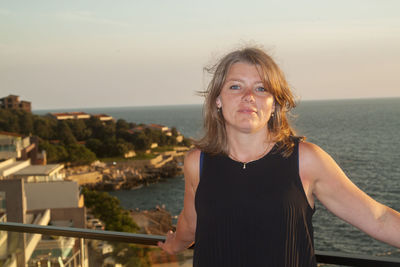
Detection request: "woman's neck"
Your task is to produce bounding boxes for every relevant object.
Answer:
[226,128,274,163]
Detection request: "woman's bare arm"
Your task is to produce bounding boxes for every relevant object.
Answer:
[157,149,200,254]
[299,142,400,248]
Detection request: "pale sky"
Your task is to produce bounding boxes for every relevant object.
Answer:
[1,0,399,109]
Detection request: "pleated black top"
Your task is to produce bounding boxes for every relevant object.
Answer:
[193,141,316,267]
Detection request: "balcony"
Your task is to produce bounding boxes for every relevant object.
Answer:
[1,222,400,266]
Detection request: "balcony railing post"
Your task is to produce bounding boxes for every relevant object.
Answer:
[80,237,84,267]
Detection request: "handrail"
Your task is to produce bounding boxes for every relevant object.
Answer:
[315,250,400,267]
[1,222,400,266]
[0,222,164,246]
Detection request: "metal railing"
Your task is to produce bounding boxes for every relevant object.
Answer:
[1,222,400,267]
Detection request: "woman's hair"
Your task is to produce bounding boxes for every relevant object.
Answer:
[195,46,303,157]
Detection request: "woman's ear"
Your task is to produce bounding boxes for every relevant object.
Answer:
[272,98,276,113]
[216,97,222,108]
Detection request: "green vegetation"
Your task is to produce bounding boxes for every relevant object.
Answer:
[82,187,139,233]
[82,188,151,266]
[151,146,175,152]
[0,109,192,165]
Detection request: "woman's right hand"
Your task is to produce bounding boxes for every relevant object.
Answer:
[157,230,178,255]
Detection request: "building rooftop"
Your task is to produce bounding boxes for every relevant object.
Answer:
[1,94,19,99]
[0,160,22,172]
[13,164,63,176]
[51,112,89,116]
[0,131,23,137]
[148,123,167,129]
[93,114,112,118]
[0,159,30,177]
[69,112,89,115]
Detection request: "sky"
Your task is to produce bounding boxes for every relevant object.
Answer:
[1,0,400,110]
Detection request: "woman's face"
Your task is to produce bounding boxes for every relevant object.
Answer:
[216,62,275,134]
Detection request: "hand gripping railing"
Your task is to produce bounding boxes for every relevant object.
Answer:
[1,222,400,266]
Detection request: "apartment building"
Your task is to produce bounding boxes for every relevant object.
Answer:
[0,156,87,266]
[0,132,44,164]
[0,95,31,113]
[0,178,87,266]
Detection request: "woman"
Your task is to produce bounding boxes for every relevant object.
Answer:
[158,47,400,266]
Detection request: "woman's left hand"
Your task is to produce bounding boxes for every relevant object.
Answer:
[158,230,179,255]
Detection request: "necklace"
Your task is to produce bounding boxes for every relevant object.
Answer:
[229,143,273,169]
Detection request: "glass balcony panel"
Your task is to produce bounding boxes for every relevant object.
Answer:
[88,240,193,267]
[0,230,83,267]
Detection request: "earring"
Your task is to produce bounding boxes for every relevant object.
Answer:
[217,107,221,112]
[271,112,275,118]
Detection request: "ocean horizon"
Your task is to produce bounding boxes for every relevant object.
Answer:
[33,96,400,113]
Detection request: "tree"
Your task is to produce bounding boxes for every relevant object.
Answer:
[181,137,192,147]
[81,188,139,232]
[85,138,103,156]
[0,109,19,133]
[82,188,149,266]
[101,137,119,157]
[166,135,177,146]
[39,141,68,163]
[133,133,151,151]
[84,116,116,142]
[85,116,103,135]
[116,119,130,131]
[57,121,77,145]
[171,127,178,137]
[34,117,54,139]
[66,144,96,165]
[67,119,91,141]
[116,139,134,156]
[158,133,168,146]
[18,111,33,135]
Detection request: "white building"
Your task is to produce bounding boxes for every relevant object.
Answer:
[0,178,87,267]
[0,132,31,160]
[13,164,65,183]
[0,158,64,182]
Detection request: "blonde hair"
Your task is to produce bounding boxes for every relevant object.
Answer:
[195,47,303,157]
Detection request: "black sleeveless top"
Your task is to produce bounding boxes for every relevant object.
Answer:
[194,141,316,267]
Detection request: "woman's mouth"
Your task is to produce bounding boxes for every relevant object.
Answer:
[238,108,257,114]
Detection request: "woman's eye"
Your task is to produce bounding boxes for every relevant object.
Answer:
[230,85,240,90]
[255,87,266,92]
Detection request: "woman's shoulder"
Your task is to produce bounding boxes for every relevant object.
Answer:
[298,140,336,176]
[184,148,202,180]
[185,148,201,163]
[299,141,328,158]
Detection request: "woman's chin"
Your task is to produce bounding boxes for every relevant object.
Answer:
[233,123,266,134]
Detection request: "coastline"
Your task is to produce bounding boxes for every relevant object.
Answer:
[65,146,189,191]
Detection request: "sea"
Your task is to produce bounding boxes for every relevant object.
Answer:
[35,98,400,258]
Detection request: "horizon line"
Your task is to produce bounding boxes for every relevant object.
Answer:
[31,96,400,112]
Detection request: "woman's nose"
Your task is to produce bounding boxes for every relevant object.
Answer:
[242,88,255,102]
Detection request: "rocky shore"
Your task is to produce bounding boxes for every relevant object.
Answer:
[87,160,182,191]
[130,205,174,235]
[65,147,188,191]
